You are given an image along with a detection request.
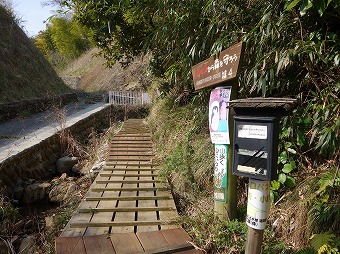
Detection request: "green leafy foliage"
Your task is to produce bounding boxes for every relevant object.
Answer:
[180,210,292,253]
[0,195,19,236]
[57,0,339,162]
[33,15,93,70]
[179,211,247,252]
[308,167,340,234]
[54,209,73,230]
[295,247,318,254]
[0,201,18,222]
[310,233,340,253]
[296,233,340,254]
[150,94,212,197]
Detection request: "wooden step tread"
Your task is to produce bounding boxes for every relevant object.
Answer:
[91,187,168,192]
[70,220,177,228]
[85,196,172,201]
[103,167,158,171]
[100,173,159,177]
[78,207,176,213]
[96,180,161,184]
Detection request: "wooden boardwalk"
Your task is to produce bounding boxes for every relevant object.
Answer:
[55,119,202,254]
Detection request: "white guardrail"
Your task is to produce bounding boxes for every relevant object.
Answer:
[108,91,151,105]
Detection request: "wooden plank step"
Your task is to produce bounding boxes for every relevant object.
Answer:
[142,243,195,254]
[109,144,152,147]
[102,167,159,171]
[70,220,176,228]
[107,155,154,159]
[107,153,154,156]
[111,138,152,141]
[85,196,171,201]
[55,236,86,254]
[108,148,153,152]
[112,135,150,138]
[109,233,144,253]
[110,141,153,144]
[109,144,153,147]
[83,235,115,254]
[96,180,161,184]
[104,162,159,170]
[91,187,168,192]
[108,149,153,152]
[78,207,176,213]
[100,173,159,177]
[136,229,204,253]
[109,145,153,148]
[105,162,159,167]
[107,157,152,161]
[110,141,151,144]
[113,134,152,137]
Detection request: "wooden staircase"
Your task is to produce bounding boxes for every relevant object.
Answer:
[55,119,203,253]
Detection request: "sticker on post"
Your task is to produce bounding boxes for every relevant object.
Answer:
[209,87,232,144]
[214,144,228,203]
[246,179,270,230]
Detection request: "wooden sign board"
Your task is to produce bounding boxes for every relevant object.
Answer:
[192,42,245,90]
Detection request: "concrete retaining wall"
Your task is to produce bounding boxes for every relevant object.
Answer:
[0,105,149,191]
[0,93,78,123]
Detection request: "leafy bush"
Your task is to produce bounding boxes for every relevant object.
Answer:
[296,233,340,254]
[0,197,18,222]
[308,166,340,234]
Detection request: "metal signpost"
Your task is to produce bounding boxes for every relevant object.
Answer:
[192,42,245,220]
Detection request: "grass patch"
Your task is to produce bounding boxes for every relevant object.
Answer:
[0,135,20,139]
[18,110,33,118]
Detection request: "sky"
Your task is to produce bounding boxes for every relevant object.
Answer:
[11,0,57,37]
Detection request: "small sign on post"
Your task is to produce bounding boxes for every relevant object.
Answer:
[214,144,228,202]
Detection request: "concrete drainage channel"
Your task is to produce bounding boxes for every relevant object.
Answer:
[0,104,149,203]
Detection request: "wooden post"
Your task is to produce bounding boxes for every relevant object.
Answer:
[244,179,271,254]
[191,42,245,221]
[214,81,238,221]
[245,227,264,254]
[226,81,238,220]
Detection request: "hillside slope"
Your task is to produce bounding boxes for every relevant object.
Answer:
[0,6,71,104]
[60,48,152,92]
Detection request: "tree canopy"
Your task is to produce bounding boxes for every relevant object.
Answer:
[56,0,339,159]
[33,15,93,70]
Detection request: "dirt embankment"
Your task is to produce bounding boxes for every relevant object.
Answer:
[60,48,152,92]
[0,6,71,104]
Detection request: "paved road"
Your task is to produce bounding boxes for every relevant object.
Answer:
[0,101,109,161]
